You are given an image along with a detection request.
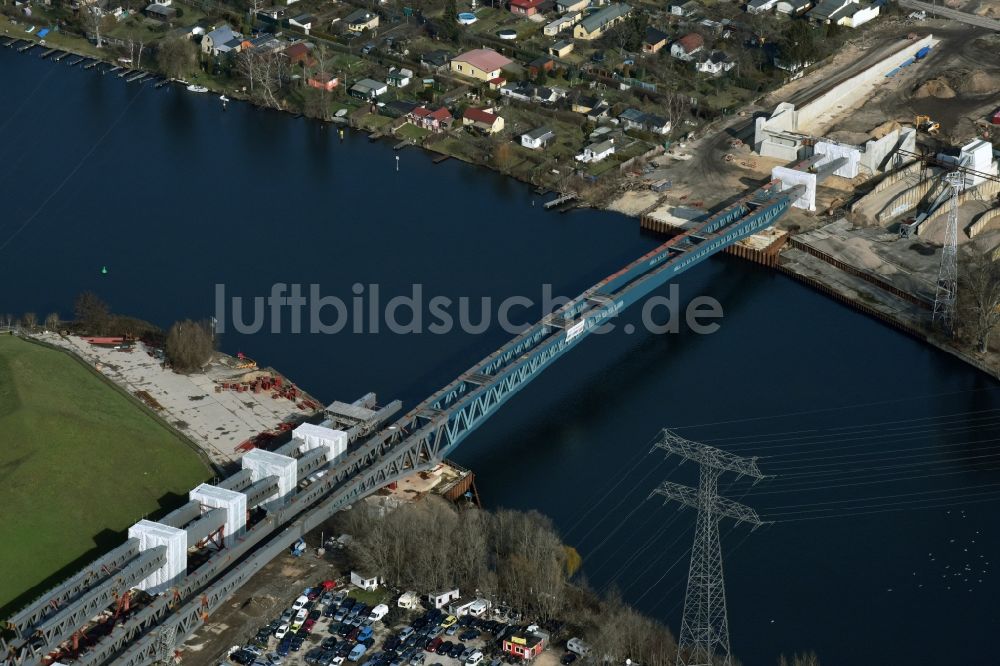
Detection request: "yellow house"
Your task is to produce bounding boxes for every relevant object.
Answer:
[573,3,631,40]
[450,48,513,82]
[345,8,379,32]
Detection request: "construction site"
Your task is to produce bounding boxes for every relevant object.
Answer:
[618,19,1000,367]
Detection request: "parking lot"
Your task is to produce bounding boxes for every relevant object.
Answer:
[221,584,568,666]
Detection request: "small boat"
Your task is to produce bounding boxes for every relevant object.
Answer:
[25,25,35,33]
[219,94,230,103]
[187,84,208,93]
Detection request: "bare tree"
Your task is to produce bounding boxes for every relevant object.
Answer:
[45,313,60,331]
[74,291,110,333]
[156,36,198,79]
[959,240,1000,353]
[165,319,215,372]
[83,7,108,49]
[237,49,286,108]
[22,312,38,330]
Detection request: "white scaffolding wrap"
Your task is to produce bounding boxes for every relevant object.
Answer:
[190,483,247,547]
[242,448,297,506]
[128,520,187,595]
[292,423,348,463]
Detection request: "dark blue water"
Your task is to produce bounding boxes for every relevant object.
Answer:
[3,48,999,666]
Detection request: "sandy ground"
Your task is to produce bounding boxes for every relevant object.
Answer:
[33,332,319,468]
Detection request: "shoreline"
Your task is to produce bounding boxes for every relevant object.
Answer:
[4,26,997,381]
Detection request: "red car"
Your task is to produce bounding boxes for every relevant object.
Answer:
[303,619,316,633]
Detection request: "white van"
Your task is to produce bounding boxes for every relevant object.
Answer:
[368,603,389,622]
[466,651,484,666]
[567,638,590,656]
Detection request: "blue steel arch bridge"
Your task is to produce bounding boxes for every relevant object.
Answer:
[1,179,802,666]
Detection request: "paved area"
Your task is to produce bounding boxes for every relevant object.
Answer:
[33,332,319,468]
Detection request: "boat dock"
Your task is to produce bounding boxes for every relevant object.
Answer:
[2,38,16,48]
[83,59,99,70]
[154,77,171,88]
[125,71,146,82]
[543,193,577,210]
[433,154,450,164]
[17,42,35,53]
[67,56,84,66]
[52,51,70,62]
[40,48,56,59]
[108,65,122,74]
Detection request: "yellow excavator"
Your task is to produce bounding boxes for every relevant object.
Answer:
[915,114,940,135]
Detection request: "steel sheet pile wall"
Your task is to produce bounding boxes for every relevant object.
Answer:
[127,521,187,595]
[242,449,297,507]
[292,423,348,462]
[190,484,247,547]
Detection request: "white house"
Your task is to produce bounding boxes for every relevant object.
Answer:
[522,127,556,150]
[543,11,581,35]
[576,139,615,163]
[746,0,779,12]
[695,51,735,76]
[447,597,477,616]
[201,24,240,56]
[350,571,380,591]
[387,67,413,87]
[288,13,313,33]
[670,33,704,61]
[427,588,460,609]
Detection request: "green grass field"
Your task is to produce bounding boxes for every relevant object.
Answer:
[0,335,210,614]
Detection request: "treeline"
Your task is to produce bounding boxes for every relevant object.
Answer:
[8,292,216,373]
[332,497,679,666]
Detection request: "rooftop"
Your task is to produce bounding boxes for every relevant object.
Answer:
[579,3,631,33]
[453,48,513,72]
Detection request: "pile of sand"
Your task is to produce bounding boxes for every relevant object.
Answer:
[957,69,1000,94]
[869,120,902,139]
[913,78,956,99]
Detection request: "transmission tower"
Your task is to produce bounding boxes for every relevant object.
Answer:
[648,430,767,666]
[932,171,964,331]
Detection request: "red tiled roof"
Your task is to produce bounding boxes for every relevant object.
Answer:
[463,108,498,124]
[676,33,704,53]
[413,106,453,121]
[453,48,513,72]
[285,42,309,58]
[511,0,544,6]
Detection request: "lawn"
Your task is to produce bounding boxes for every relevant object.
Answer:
[0,335,211,614]
[348,587,390,607]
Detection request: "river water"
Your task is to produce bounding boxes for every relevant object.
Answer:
[2,48,999,666]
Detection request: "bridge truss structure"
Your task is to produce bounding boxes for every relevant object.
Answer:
[2,180,802,666]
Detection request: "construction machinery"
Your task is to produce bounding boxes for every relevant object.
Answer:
[915,115,940,135]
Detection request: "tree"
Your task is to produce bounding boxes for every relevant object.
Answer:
[165,319,215,372]
[22,312,37,330]
[440,0,460,42]
[778,20,819,69]
[156,35,198,79]
[74,291,110,334]
[45,313,60,331]
[83,7,109,49]
[958,241,1000,353]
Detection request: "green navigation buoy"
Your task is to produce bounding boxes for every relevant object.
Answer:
[101,266,108,275]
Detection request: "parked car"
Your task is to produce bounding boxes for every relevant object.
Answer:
[358,626,374,642]
[361,42,375,55]
[440,616,457,629]
[399,627,415,640]
[293,596,310,611]
[560,654,577,666]
[466,652,484,666]
[384,636,401,651]
[459,648,475,662]
[274,623,290,640]
[445,626,458,637]
[427,637,443,653]
[459,630,479,641]
[349,644,369,662]
[448,644,466,659]
[436,642,453,656]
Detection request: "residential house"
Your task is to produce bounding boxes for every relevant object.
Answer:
[510,0,544,15]
[144,3,176,21]
[808,0,878,25]
[670,0,699,16]
[543,11,580,35]
[618,108,647,131]
[257,6,286,21]
[642,27,669,54]
[528,56,555,78]
[644,114,672,134]
[427,589,460,610]
[521,126,555,149]
[572,94,612,120]
[503,631,546,660]
[556,0,588,12]
[776,0,812,15]
[288,13,313,33]
[450,48,513,81]
[344,8,379,32]
[576,138,615,163]
[410,105,453,132]
[574,3,631,40]
[500,83,561,103]
[670,33,704,61]
[382,100,418,117]
[549,39,574,57]
[387,67,413,87]
[201,24,240,55]
[488,76,507,90]
[284,41,311,66]
[421,50,451,71]
[463,107,505,134]
[350,571,380,591]
[695,50,735,75]
[746,0,778,13]
[307,72,339,91]
[349,78,388,100]
[244,34,282,54]
[572,94,601,114]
